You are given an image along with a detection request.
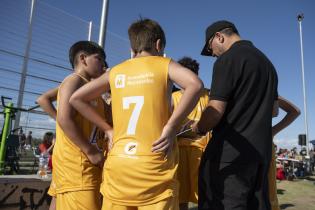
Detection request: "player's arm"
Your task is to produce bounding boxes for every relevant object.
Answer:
[36,87,59,120]
[272,96,300,137]
[170,97,174,113]
[69,72,113,138]
[103,96,113,127]
[152,60,203,154]
[167,60,203,129]
[57,75,103,166]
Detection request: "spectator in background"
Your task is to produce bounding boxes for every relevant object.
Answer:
[39,132,55,170]
[25,131,33,150]
[39,132,55,154]
[18,128,26,153]
[309,149,314,172]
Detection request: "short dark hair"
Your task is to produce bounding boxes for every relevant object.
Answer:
[43,132,54,145]
[128,18,166,54]
[178,57,199,75]
[104,61,109,69]
[219,27,239,36]
[69,41,106,69]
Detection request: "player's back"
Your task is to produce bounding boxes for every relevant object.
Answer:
[102,56,178,205]
[109,56,172,155]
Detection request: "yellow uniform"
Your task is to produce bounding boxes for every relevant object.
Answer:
[268,143,280,210]
[47,178,56,197]
[102,56,178,209]
[53,74,105,210]
[172,89,211,204]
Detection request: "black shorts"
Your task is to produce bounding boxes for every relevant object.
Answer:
[198,157,271,210]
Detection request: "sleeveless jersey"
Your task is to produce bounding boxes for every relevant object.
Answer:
[53,74,105,193]
[101,56,179,205]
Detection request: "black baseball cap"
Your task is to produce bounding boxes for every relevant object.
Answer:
[201,20,237,56]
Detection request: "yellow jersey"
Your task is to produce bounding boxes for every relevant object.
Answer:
[102,56,178,206]
[53,76,105,194]
[172,89,211,148]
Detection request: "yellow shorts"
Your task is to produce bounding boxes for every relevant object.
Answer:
[101,196,178,210]
[268,144,280,210]
[56,190,101,210]
[177,146,203,204]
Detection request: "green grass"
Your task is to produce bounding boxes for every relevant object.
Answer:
[277,177,315,210]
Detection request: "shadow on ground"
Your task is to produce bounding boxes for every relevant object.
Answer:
[280,203,295,209]
[277,189,286,195]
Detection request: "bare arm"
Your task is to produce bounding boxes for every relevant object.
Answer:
[152,60,203,154]
[272,96,300,137]
[36,87,59,120]
[166,60,203,129]
[69,72,112,134]
[57,75,103,166]
[103,99,113,127]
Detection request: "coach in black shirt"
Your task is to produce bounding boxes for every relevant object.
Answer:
[195,20,278,210]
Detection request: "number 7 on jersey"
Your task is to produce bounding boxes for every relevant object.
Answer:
[123,96,144,135]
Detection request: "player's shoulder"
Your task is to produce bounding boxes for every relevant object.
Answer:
[59,73,85,94]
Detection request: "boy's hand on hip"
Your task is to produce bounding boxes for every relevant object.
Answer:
[86,146,105,168]
[105,129,113,151]
[152,124,176,159]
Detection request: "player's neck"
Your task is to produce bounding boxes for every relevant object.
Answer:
[133,50,160,58]
[74,68,91,82]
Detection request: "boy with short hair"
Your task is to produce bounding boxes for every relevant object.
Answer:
[52,41,107,210]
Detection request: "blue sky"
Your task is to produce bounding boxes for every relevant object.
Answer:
[2,0,315,149]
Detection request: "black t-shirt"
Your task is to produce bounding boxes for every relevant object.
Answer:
[206,40,278,163]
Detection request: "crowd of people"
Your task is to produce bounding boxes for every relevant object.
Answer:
[275,147,314,181]
[32,18,306,210]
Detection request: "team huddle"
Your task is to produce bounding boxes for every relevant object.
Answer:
[36,18,299,210]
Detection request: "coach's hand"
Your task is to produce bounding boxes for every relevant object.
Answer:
[152,124,176,159]
[86,145,105,168]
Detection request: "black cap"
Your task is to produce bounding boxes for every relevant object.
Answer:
[201,20,237,56]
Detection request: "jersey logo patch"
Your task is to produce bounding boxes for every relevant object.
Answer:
[115,74,126,88]
[124,142,137,155]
